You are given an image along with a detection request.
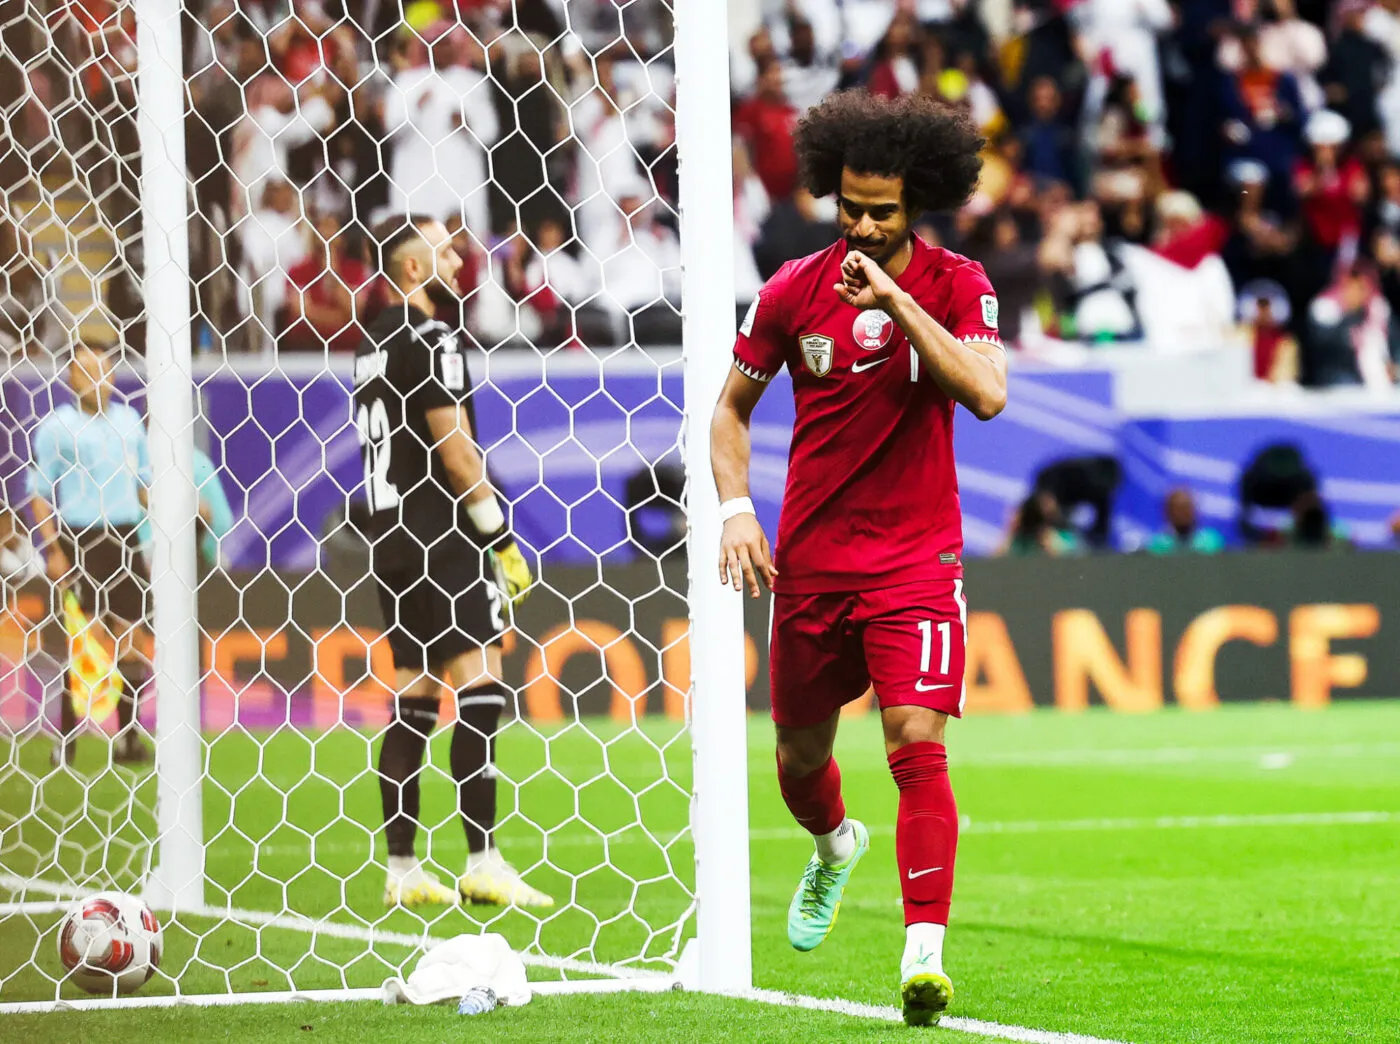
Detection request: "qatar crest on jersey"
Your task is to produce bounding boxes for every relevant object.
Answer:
[852,309,894,351]
[799,333,834,377]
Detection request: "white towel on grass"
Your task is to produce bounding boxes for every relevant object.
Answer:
[381,933,531,1007]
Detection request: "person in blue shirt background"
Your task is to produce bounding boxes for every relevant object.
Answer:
[136,444,235,570]
[1145,488,1226,556]
[193,447,235,568]
[28,344,153,766]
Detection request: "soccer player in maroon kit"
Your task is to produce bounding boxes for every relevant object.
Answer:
[711,91,1005,1025]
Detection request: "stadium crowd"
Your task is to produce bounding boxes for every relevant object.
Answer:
[731,0,1400,390]
[4,0,1400,389]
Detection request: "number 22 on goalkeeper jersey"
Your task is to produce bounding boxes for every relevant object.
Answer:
[352,303,476,548]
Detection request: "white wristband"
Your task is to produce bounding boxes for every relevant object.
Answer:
[719,496,756,522]
[466,496,506,535]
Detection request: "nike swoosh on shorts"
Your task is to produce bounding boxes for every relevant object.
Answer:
[914,680,953,692]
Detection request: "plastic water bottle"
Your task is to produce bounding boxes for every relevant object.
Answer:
[457,986,497,1015]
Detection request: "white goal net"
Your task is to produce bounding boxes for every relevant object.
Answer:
[0,0,748,1006]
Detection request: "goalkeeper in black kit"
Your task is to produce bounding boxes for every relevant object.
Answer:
[354,215,551,909]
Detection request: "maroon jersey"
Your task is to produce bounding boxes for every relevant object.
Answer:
[733,235,1002,594]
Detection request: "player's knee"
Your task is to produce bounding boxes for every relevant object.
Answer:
[882,707,947,753]
[775,739,830,779]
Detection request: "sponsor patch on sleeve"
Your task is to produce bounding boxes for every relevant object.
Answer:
[739,296,759,338]
[980,294,999,330]
[440,351,466,390]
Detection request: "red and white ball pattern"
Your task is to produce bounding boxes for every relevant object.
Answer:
[57,891,163,995]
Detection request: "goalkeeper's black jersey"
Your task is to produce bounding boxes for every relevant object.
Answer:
[352,303,478,552]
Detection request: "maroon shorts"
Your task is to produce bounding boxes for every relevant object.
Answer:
[769,579,967,729]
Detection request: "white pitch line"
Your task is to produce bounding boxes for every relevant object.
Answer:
[959,809,1400,835]
[0,875,85,904]
[938,1014,1135,1044]
[0,875,1138,1043]
[108,739,1400,794]
[0,900,73,915]
[728,988,1135,1044]
[8,806,1391,1041]
[0,873,665,982]
[949,740,1400,768]
[0,987,385,1014]
[0,979,679,1015]
[113,806,1400,866]
[746,808,1400,844]
[0,981,1136,1044]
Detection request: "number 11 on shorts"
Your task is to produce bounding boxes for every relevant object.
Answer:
[917,619,951,676]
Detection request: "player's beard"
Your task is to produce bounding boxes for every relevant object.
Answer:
[425,277,460,315]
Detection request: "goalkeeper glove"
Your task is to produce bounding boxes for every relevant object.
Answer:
[488,537,533,607]
[466,496,533,607]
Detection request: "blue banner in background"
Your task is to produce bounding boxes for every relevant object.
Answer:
[1117,414,1400,547]
[204,359,1116,569]
[3,355,1398,569]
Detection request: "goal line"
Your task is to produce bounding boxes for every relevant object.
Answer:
[0,869,1134,1044]
[0,872,670,998]
[0,884,1135,1044]
[0,977,678,1016]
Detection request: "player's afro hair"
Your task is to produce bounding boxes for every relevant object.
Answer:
[794,91,984,215]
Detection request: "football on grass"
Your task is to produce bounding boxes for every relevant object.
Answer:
[57,891,163,995]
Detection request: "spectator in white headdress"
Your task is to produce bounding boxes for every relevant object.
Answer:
[384,23,499,245]
[1295,109,1368,290]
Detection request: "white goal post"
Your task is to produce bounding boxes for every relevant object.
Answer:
[0,0,752,1011]
[674,0,753,997]
[137,0,207,918]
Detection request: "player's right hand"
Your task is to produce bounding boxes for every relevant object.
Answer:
[46,549,70,586]
[719,515,777,598]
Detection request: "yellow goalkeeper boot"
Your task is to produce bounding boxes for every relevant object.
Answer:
[383,861,459,908]
[459,849,554,909]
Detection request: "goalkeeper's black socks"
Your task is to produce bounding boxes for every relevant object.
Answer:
[378,695,438,858]
[452,682,508,854]
[53,677,78,768]
[59,678,78,738]
[116,660,147,732]
[113,660,150,762]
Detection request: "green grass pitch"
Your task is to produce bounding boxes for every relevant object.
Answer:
[3,701,1400,1042]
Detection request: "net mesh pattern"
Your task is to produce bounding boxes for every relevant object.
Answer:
[0,0,700,1001]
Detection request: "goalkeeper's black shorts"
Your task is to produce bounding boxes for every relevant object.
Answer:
[369,535,506,673]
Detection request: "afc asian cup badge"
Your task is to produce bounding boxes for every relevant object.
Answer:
[799,333,835,377]
[853,309,894,351]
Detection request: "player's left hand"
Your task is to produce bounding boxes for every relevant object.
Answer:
[489,539,534,607]
[834,250,898,310]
